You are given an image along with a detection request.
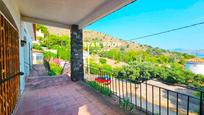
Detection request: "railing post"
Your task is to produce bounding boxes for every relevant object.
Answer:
[125,78,128,99]
[167,90,169,115]
[187,96,189,115]
[140,82,142,109]
[146,81,148,113]
[152,85,154,114]
[130,80,132,104]
[115,76,117,96]
[176,93,179,115]
[200,92,203,115]
[135,82,137,107]
[159,87,161,115]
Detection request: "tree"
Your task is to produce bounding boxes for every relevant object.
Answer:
[99,58,107,64]
[36,24,49,37]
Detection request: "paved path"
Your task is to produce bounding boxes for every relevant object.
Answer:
[14,65,135,115]
[30,64,48,77]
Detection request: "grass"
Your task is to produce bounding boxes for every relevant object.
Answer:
[119,98,134,111]
[86,81,112,96]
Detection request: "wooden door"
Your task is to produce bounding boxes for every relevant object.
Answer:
[0,14,20,115]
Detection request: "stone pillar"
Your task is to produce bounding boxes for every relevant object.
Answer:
[70,25,84,81]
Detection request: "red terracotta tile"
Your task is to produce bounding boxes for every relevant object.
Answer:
[15,75,122,115]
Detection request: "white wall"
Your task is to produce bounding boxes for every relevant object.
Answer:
[33,53,44,64]
[186,63,204,75]
[19,22,34,94]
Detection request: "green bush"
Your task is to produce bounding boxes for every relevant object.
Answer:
[33,44,42,50]
[89,62,100,74]
[86,81,112,96]
[99,58,107,64]
[36,24,49,37]
[101,64,112,74]
[119,98,134,111]
[115,62,204,87]
[43,51,57,60]
[48,70,56,76]
[49,62,62,76]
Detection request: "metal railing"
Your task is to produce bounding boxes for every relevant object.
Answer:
[84,67,204,115]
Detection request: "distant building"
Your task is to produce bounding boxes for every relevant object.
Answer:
[32,49,44,64]
[36,30,44,38]
[185,58,204,75]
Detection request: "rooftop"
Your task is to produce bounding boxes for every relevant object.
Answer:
[187,58,204,63]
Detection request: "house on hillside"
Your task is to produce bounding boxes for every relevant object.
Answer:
[185,58,204,75]
[32,49,44,64]
[36,29,44,38]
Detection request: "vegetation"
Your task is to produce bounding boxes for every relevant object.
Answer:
[88,58,116,75]
[99,58,107,64]
[48,62,62,76]
[41,34,71,61]
[32,44,43,50]
[36,24,71,61]
[36,24,49,37]
[43,51,57,60]
[119,98,134,111]
[88,60,203,88]
[117,62,204,86]
[36,24,204,88]
[99,48,195,64]
[89,44,203,88]
[86,81,112,96]
[36,24,66,76]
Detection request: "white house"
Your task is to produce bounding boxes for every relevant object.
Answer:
[186,58,204,75]
[32,49,44,64]
[36,29,44,38]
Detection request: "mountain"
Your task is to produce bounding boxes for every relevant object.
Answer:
[47,26,147,51]
[45,26,196,58]
[172,48,204,57]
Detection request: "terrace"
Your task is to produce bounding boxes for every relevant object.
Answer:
[14,65,139,115]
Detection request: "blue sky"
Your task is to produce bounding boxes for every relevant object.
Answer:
[85,0,204,50]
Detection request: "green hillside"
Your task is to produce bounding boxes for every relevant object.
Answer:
[34,25,204,88]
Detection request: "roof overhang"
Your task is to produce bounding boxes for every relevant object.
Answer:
[17,0,135,29]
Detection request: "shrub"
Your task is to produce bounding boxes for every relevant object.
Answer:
[99,58,107,64]
[48,70,56,76]
[89,62,100,74]
[43,51,57,60]
[101,64,112,74]
[33,44,42,50]
[49,62,62,76]
[86,81,112,96]
[119,98,134,111]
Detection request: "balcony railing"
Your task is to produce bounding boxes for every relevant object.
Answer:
[84,66,204,115]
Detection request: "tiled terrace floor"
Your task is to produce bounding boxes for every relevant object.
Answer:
[14,74,129,115]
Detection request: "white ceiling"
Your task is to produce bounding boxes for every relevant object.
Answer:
[17,0,134,29]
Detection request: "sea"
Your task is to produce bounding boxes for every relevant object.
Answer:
[196,54,204,58]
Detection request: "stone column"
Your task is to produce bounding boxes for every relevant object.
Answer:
[70,25,84,81]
